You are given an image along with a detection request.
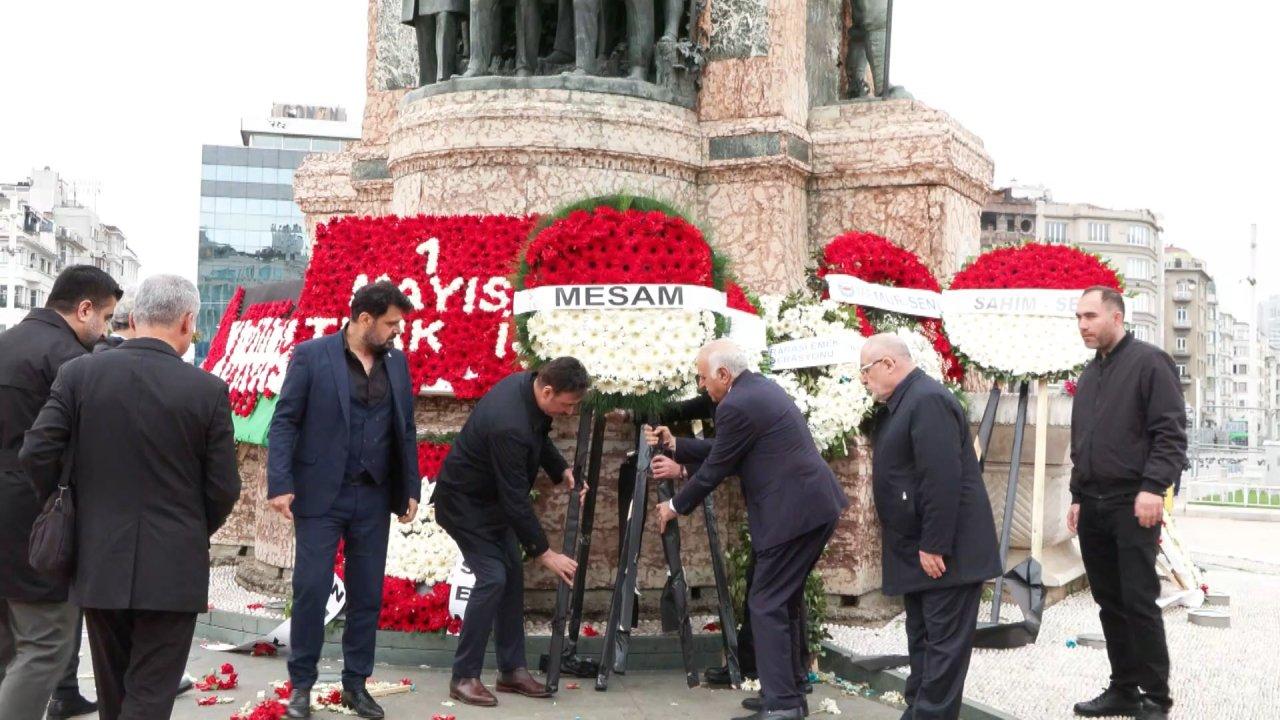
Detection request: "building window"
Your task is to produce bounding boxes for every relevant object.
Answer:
[1127,257,1152,281]
[1175,307,1188,323]
[1088,222,1110,243]
[1236,381,1249,393]
[1128,225,1151,246]
[1177,364,1187,377]
[0,285,7,308]
[1176,336,1188,351]
[1132,325,1151,342]
[1045,221,1068,243]
[1132,292,1153,314]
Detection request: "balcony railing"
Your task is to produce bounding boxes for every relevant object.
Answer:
[1173,319,1193,329]
[1172,346,1192,358]
[1173,290,1192,302]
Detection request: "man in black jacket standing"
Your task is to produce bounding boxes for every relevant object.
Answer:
[20,274,241,720]
[433,357,589,707]
[649,339,848,720]
[0,265,120,720]
[861,333,1001,720]
[1069,286,1183,720]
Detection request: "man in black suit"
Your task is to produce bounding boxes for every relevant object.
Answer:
[268,282,422,720]
[20,274,240,720]
[432,357,589,707]
[648,339,849,720]
[0,265,120,720]
[860,333,1001,720]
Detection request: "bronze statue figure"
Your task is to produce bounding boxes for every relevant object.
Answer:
[846,0,910,98]
[403,0,467,85]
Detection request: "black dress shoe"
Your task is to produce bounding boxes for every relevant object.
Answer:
[46,695,99,719]
[732,707,806,720]
[1073,686,1143,717]
[741,696,808,716]
[704,665,732,686]
[341,687,386,719]
[286,688,312,718]
[1136,699,1171,720]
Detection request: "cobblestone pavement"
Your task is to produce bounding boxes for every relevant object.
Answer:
[828,564,1280,719]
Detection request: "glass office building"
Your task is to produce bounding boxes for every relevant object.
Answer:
[195,104,358,364]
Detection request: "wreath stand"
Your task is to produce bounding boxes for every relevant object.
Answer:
[971,378,1048,650]
[541,410,742,692]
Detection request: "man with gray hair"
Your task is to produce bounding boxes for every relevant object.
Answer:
[93,287,136,353]
[21,274,241,720]
[645,339,848,720]
[860,333,1000,720]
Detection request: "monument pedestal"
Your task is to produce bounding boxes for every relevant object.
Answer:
[269,0,998,612]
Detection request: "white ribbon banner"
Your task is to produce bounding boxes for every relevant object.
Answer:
[940,289,1083,319]
[512,284,728,315]
[724,307,767,350]
[769,332,864,370]
[447,557,476,620]
[825,274,1087,320]
[824,274,943,319]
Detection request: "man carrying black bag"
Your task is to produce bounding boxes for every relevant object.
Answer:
[21,274,241,720]
[0,266,120,720]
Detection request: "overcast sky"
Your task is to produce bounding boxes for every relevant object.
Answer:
[1,1,1275,320]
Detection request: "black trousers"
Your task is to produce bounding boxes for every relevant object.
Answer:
[1078,494,1171,709]
[289,481,391,690]
[749,521,836,712]
[83,608,196,720]
[900,582,982,720]
[737,552,808,682]
[449,529,527,679]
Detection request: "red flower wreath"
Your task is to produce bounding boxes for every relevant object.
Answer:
[948,243,1123,292]
[292,214,535,399]
[817,231,964,383]
[946,243,1122,380]
[516,195,749,412]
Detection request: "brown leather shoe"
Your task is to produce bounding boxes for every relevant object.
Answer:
[495,668,553,698]
[449,677,498,707]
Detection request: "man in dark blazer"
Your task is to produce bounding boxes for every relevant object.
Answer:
[861,333,1001,720]
[432,357,588,707]
[20,274,240,720]
[648,339,849,720]
[0,265,120,720]
[268,281,422,720]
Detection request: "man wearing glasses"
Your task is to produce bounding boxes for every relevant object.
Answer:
[860,334,1000,720]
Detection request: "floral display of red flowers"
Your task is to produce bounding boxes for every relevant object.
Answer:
[417,442,450,481]
[230,700,287,720]
[291,214,534,400]
[725,281,758,314]
[202,297,297,417]
[203,286,244,372]
[521,206,714,288]
[948,243,1123,292]
[378,577,456,633]
[818,231,965,383]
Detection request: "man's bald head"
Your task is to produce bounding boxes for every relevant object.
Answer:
[860,333,916,402]
[862,333,913,362]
